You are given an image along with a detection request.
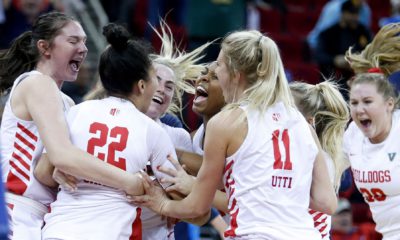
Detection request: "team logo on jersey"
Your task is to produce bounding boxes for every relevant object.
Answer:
[388,152,396,161]
[272,113,280,121]
[110,108,120,116]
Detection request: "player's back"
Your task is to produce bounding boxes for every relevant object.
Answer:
[43,96,169,240]
[223,102,320,239]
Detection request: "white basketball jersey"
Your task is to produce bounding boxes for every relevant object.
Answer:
[192,123,205,155]
[141,121,192,240]
[344,110,400,239]
[1,70,70,206]
[223,102,320,239]
[160,121,193,152]
[42,97,177,240]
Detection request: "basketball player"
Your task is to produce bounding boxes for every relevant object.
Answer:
[290,81,350,239]
[41,22,177,239]
[344,73,400,239]
[131,30,337,239]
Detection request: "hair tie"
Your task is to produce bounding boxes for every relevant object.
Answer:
[367,67,383,73]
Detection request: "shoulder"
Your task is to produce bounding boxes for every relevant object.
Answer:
[208,107,244,130]
[207,107,246,144]
[61,92,75,107]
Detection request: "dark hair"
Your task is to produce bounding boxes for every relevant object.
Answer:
[99,23,153,96]
[341,0,360,14]
[0,11,75,93]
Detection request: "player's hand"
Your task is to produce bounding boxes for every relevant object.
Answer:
[53,168,78,192]
[128,172,170,215]
[158,155,195,196]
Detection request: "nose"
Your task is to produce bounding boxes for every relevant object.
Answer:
[195,74,210,85]
[79,41,88,54]
[353,103,365,115]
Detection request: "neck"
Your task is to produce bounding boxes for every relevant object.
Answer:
[36,62,64,89]
[370,117,392,144]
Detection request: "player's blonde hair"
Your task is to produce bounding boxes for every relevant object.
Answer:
[221,30,294,115]
[350,73,399,109]
[346,23,400,76]
[84,21,211,116]
[290,81,350,191]
[150,21,210,115]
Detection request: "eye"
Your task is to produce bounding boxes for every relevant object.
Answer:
[349,100,357,106]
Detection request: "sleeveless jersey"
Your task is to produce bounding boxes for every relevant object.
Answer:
[42,97,177,240]
[309,152,335,240]
[192,123,205,155]
[223,102,321,239]
[141,121,192,240]
[1,70,71,205]
[343,110,400,239]
[160,121,193,152]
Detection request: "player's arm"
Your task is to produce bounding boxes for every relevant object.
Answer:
[176,149,203,176]
[164,110,231,218]
[34,93,77,188]
[308,125,337,215]
[158,156,228,214]
[21,75,143,195]
[133,110,232,219]
[34,153,57,188]
[148,126,210,225]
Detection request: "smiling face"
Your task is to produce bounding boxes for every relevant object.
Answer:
[41,21,88,84]
[349,83,394,143]
[192,62,225,119]
[146,63,176,120]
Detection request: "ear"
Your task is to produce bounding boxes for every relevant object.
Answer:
[137,79,146,95]
[37,40,50,57]
[386,97,395,112]
[232,70,241,85]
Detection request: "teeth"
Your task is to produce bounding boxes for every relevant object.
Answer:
[196,86,208,95]
[152,96,163,104]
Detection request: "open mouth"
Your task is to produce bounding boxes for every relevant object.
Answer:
[152,96,164,104]
[360,119,371,128]
[69,59,82,72]
[195,85,208,100]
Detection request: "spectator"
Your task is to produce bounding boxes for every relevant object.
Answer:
[307,0,371,51]
[379,0,400,27]
[315,0,371,98]
[331,198,382,240]
[186,0,246,62]
[0,0,63,49]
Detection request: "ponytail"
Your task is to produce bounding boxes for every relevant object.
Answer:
[0,31,39,93]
